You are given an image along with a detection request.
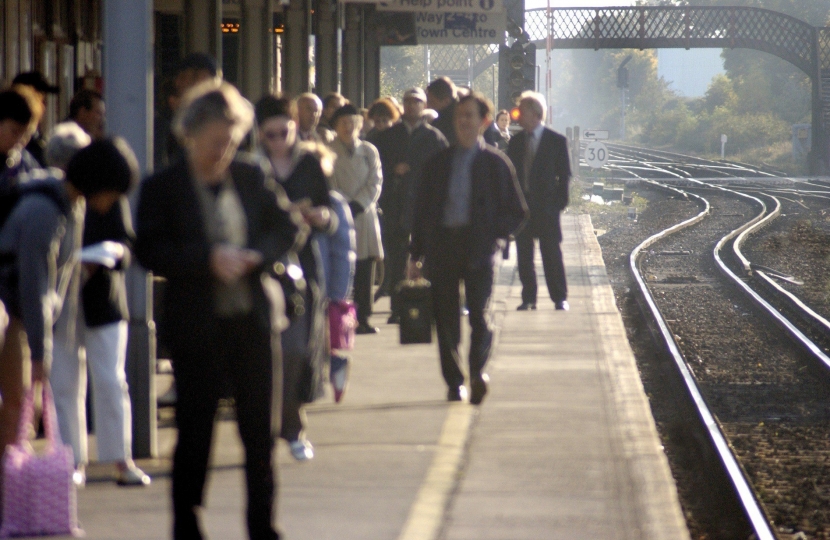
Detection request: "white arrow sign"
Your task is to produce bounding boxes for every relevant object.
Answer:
[585,141,609,169]
[583,130,609,140]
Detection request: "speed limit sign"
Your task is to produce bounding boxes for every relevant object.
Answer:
[585,141,609,169]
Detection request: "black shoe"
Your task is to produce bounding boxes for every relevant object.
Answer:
[516,302,536,311]
[374,289,388,303]
[555,300,570,311]
[470,374,489,405]
[447,385,468,402]
[387,313,400,324]
[356,323,379,334]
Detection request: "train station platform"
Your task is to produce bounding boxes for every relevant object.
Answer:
[51,214,689,540]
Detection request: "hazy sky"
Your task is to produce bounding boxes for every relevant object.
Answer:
[526,0,636,10]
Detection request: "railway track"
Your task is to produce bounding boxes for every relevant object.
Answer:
[583,145,830,539]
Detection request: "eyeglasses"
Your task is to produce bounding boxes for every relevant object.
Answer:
[263,129,290,140]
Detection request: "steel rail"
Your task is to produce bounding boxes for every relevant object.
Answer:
[732,194,781,273]
[628,181,776,540]
[727,191,830,353]
[600,144,749,180]
[607,142,778,177]
[711,187,830,371]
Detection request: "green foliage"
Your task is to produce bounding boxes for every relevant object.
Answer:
[556,0,825,172]
[380,46,427,101]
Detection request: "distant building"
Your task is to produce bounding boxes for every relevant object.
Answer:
[656,49,724,98]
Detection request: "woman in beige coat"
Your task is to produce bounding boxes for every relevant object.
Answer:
[329,104,383,333]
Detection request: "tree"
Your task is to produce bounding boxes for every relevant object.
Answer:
[380,46,427,101]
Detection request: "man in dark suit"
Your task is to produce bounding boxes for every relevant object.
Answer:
[408,92,527,405]
[426,76,459,145]
[507,91,572,311]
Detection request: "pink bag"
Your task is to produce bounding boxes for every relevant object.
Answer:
[0,384,81,538]
[328,300,357,351]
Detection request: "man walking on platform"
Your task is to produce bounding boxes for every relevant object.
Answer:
[507,91,572,312]
[408,93,527,405]
[373,87,447,323]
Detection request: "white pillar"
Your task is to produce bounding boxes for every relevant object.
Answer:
[103,0,157,459]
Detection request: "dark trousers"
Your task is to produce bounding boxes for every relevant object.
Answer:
[516,224,567,305]
[354,258,375,325]
[172,314,279,540]
[430,228,494,389]
[280,296,310,442]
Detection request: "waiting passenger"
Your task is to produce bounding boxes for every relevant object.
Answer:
[329,104,384,335]
[48,128,151,488]
[68,89,106,140]
[319,92,347,140]
[135,81,296,540]
[372,87,448,322]
[255,94,335,462]
[0,131,132,460]
[426,76,459,145]
[296,92,331,145]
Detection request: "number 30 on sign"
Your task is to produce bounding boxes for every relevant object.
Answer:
[585,141,608,169]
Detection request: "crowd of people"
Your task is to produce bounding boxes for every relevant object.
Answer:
[0,51,571,538]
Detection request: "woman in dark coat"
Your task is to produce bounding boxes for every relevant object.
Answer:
[135,81,296,540]
[254,95,336,462]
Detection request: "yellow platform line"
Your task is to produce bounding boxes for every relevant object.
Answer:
[396,403,475,540]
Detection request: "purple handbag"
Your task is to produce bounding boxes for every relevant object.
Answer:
[0,384,81,538]
[328,300,357,351]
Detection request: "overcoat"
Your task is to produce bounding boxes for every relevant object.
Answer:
[506,127,571,241]
[329,138,384,260]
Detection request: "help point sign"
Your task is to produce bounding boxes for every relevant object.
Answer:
[414,11,505,43]
[377,0,502,13]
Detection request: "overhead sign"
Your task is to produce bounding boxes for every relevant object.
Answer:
[377,0,503,14]
[585,141,609,169]
[415,11,505,44]
[583,130,609,140]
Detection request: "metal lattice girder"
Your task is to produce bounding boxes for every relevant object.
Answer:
[429,44,499,80]
[523,5,830,174]
[525,6,817,76]
[821,28,830,70]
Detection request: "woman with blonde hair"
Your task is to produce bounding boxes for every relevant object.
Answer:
[135,81,297,539]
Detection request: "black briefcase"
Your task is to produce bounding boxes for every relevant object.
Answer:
[397,279,433,344]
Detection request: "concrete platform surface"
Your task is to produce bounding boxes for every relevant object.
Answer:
[21,214,688,540]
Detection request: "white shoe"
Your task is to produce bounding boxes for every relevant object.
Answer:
[289,439,314,461]
[72,466,86,488]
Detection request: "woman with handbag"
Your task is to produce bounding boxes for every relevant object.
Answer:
[135,81,296,540]
[329,105,384,334]
[254,95,336,462]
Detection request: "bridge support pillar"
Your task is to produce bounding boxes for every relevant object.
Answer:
[184,0,223,64]
[284,0,310,96]
[103,0,158,460]
[314,0,338,95]
[240,0,274,100]
[812,66,828,176]
[363,5,380,105]
[342,3,364,106]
